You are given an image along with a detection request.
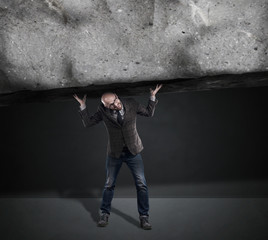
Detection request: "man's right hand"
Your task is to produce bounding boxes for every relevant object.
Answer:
[73,94,87,108]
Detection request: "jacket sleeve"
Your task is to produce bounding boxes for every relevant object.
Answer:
[78,106,103,127]
[136,99,158,117]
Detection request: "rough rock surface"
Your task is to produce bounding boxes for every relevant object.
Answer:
[0,0,267,96]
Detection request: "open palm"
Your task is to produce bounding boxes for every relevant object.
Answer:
[150,84,163,96]
[73,94,87,106]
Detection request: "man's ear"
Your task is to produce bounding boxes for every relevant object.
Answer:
[114,93,118,98]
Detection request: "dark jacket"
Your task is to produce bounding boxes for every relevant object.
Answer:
[78,97,158,158]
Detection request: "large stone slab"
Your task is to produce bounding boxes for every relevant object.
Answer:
[0,71,267,106]
[0,0,267,97]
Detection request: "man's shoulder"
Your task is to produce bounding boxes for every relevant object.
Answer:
[97,103,105,112]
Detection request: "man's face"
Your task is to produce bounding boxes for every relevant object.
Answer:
[103,94,122,110]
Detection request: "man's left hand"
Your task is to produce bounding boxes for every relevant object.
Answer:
[150,84,163,97]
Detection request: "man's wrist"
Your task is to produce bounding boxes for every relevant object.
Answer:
[150,95,156,101]
[80,104,86,110]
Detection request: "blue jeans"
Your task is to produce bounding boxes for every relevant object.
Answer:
[100,148,149,216]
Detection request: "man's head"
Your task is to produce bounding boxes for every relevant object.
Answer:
[101,92,122,110]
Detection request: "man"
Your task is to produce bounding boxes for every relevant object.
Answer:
[73,84,162,230]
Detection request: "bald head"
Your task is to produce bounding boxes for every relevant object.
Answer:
[101,92,122,110]
[101,92,115,104]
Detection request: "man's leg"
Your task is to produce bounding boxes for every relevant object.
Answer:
[124,152,149,216]
[125,152,152,229]
[100,155,123,215]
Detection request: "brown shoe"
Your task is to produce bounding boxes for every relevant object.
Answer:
[139,215,152,230]
[98,213,109,227]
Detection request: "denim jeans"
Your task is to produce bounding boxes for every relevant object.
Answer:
[100,147,149,216]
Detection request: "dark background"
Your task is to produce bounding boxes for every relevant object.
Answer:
[1,86,268,197]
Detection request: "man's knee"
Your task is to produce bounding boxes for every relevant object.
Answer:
[135,177,148,191]
[104,177,116,190]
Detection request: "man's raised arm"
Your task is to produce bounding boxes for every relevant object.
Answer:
[73,94,103,127]
[137,84,163,117]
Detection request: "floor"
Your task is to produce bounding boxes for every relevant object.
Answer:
[0,198,268,240]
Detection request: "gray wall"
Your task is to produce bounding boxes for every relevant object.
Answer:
[1,86,268,197]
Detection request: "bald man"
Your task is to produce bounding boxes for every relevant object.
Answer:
[73,84,162,230]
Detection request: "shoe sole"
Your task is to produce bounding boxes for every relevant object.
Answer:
[140,224,152,230]
[98,222,108,227]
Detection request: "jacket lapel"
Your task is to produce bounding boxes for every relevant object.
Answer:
[121,99,129,127]
[101,103,121,127]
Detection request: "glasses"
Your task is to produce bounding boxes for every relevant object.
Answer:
[108,97,120,109]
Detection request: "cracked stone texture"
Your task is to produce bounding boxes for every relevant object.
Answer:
[0,0,267,94]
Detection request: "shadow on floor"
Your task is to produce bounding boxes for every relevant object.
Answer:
[111,207,140,228]
[58,189,140,228]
